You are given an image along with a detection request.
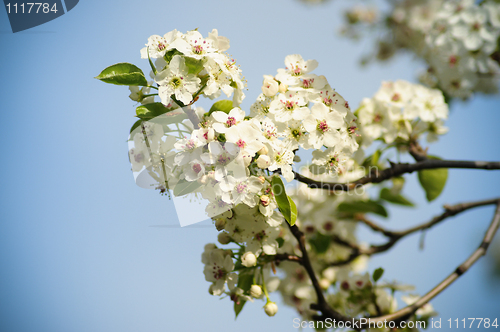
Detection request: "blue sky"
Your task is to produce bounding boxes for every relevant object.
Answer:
[1,0,499,331]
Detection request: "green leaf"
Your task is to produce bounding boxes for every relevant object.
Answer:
[136,103,170,119]
[372,267,384,283]
[95,63,148,86]
[271,176,298,226]
[276,237,285,248]
[184,57,205,75]
[379,188,415,207]
[164,49,183,64]
[234,270,254,319]
[417,156,448,202]
[173,179,201,197]
[208,99,234,115]
[130,119,143,134]
[338,200,388,218]
[147,47,158,76]
[308,232,330,254]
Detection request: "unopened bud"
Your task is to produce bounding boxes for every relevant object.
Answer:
[250,285,263,298]
[319,278,331,290]
[241,251,257,267]
[256,155,271,169]
[264,301,278,317]
[261,75,279,97]
[215,218,226,231]
[258,145,269,155]
[278,83,288,93]
[218,232,231,245]
[260,195,270,207]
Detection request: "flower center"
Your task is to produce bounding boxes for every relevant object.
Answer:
[236,183,247,194]
[373,114,382,123]
[284,100,297,111]
[236,139,246,148]
[157,42,166,51]
[134,153,144,163]
[391,93,401,102]
[192,163,202,174]
[193,45,203,54]
[212,264,225,280]
[291,129,302,139]
[226,117,237,127]
[170,77,182,89]
[317,120,329,133]
[302,78,314,88]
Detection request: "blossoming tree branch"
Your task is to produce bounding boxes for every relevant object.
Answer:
[96,2,500,329]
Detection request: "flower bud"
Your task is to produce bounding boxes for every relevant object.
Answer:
[256,155,271,169]
[258,176,266,184]
[250,285,263,298]
[319,278,331,290]
[278,83,288,93]
[217,232,231,245]
[264,301,278,317]
[261,75,279,97]
[260,195,270,207]
[208,283,216,295]
[258,145,269,155]
[199,175,209,185]
[241,251,257,267]
[215,218,226,231]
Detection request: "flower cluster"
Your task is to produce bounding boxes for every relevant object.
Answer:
[356,80,449,148]
[142,29,246,106]
[98,28,451,323]
[342,0,500,99]
[250,54,359,177]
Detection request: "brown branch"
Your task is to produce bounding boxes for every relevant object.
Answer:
[268,253,303,265]
[312,199,500,329]
[286,223,352,323]
[330,198,500,266]
[368,200,500,325]
[293,159,500,191]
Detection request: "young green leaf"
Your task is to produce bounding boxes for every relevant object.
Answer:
[308,232,330,254]
[380,188,415,207]
[130,119,143,134]
[234,270,254,319]
[271,176,298,226]
[208,99,234,115]
[372,267,384,283]
[136,102,171,119]
[95,63,148,86]
[417,156,448,202]
[173,179,201,197]
[337,200,388,218]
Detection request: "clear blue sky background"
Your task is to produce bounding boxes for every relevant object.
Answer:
[0,1,499,331]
